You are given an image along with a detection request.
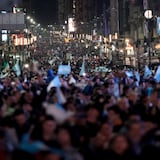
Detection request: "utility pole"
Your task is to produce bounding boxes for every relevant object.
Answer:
[143,0,152,68]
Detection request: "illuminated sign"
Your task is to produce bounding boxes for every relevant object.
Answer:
[68,18,76,33]
[12,34,37,46]
[2,30,7,42]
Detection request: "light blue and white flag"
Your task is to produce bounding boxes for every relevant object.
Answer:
[135,71,140,82]
[43,102,74,124]
[0,72,9,79]
[47,76,61,92]
[144,65,152,79]
[69,76,76,84]
[125,70,133,77]
[48,59,54,65]
[20,134,48,154]
[56,87,66,104]
[135,71,140,86]
[0,61,10,78]
[154,66,160,82]
[2,61,10,72]
[13,61,21,76]
[79,58,85,76]
[68,60,70,66]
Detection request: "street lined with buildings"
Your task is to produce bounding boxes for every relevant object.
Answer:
[0,1,160,160]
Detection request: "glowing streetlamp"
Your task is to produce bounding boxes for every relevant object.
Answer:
[144,10,153,19]
[30,18,34,23]
[27,16,30,20]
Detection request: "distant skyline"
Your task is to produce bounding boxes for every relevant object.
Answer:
[30,0,109,26]
[0,0,22,12]
[0,0,111,26]
[0,0,58,26]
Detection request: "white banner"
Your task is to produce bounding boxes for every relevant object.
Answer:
[58,65,71,75]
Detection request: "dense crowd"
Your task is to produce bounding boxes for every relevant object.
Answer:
[0,37,160,160]
[0,62,160,160]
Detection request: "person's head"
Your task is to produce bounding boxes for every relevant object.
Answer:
[93,133,106,149]
[150,89,160,105]
[118,97,130,111]
[3,93,15,106]
[42,115,57,134]
[14,90,22,103]
[107,105,122,123]
[103,96,117,109]
[24,90,34,103]
[87,107,100,123]
[109,134,130,155]
[56,127,71,147]
[127,120,144,144]
[99,122,113,140]
[126,90,138,104]
[14,109,27,126]
[64,101,76,112]
[128,113,141,122]
[107,78,115,86]
[22,103,33,112]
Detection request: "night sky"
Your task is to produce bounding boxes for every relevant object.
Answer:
[31,0,58,26]
[31,0,110,26]
[0,0,110,26]
[0,0,58,26]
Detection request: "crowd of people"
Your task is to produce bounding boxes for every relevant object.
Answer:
[0,37,160,160]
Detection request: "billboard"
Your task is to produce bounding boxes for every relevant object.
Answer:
[0,13,25,31]
[1,30,7,41]
[68,18,76,33]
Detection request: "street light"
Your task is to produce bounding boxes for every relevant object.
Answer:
[144,10,153,19]
[144,10,153,68]
[27,16,31,20]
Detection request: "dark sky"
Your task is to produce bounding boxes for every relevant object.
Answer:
[0,0,58,25]
[31,0,58,26]
[0,0,110,26]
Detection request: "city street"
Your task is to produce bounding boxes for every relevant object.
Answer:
[0,1,160,160]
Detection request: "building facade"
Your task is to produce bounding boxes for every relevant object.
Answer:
[110,0,119,34]
[58,0,111,34]
[58,0,73,24]
[0,0,24,12]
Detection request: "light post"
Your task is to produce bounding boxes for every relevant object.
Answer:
[144,10,153,68]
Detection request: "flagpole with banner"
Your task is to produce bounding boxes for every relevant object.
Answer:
[154,66,160,82]
[13,60,21,76]
[0,61,10,79]
[79,57,86,76]
[144,65,152,79]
